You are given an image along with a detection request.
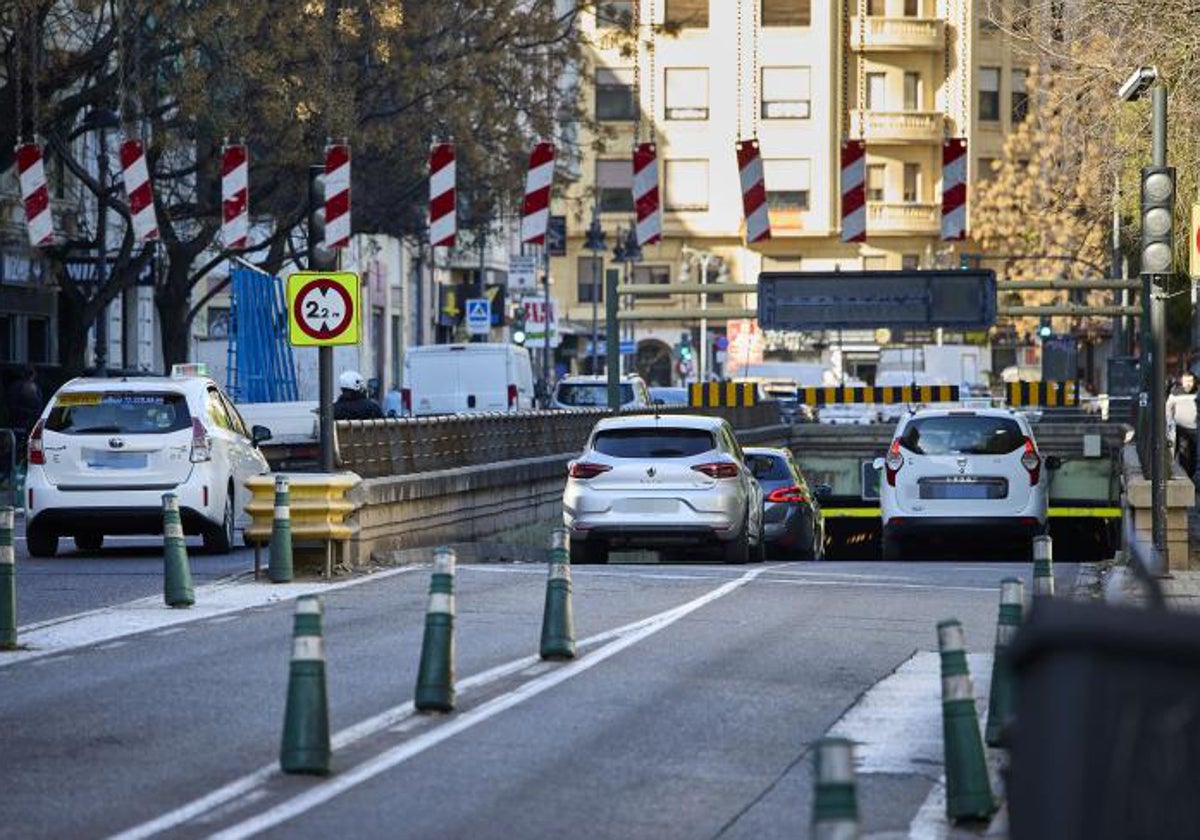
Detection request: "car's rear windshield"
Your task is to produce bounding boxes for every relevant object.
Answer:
[592,428,715,458]
[45,392,192,434]
[899,415,1025,455]
[556,383,633,407]
[746,453,792,480]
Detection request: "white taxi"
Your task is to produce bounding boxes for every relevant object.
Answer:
[23,366,271,556]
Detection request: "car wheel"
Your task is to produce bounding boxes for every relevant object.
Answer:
[569,539,607,565]
[723,514,751,564]
[881,531,904,562]
[26,527,58,558]
[74,533,104,552]
[203,489,235,554]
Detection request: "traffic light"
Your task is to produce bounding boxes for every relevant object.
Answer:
[1140,165,1176,275]
[1037,318,1052,339]
[308,164,338,272]
[679,331,694,362]
[511,304,527,345]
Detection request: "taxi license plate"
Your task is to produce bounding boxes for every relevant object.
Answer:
[86,450,148,469]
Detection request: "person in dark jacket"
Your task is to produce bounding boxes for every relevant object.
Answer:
[6,365,43,435]
[333,370,383,420]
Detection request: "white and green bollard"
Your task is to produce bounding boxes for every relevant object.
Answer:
[280,595,330,775]
[162,494,194,608]
[985,578,1024,747]
[269,475,294,583]
[812,737,860,839]
[414,547,456,712]
[1,507,15,649]
[539,529,576,660]
[1032,535,1054,598]
[938,618,996,822]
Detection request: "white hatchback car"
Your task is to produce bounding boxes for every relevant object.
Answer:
[562,414,764,564]
[876,408,1056,561]
[24,370,271,556]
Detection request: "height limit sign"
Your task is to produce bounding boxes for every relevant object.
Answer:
[287,272,361,346]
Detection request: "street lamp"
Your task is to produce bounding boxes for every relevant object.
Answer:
[1118,64,1170,574]
[74,107,121,378]
[584,200,606,374]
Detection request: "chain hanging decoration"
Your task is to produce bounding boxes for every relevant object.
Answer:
[750,0,760,138]
[735,0,744,139]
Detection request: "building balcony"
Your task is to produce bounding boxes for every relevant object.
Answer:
[850,17,945,51]
[866,202,940,236]
[849,111,944,144]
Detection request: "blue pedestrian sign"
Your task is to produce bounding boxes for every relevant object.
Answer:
[466,298,491,336]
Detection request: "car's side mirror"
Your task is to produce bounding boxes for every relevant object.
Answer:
[872,457,885,471]
[1045,455,1063,470]
[251,425,273,446]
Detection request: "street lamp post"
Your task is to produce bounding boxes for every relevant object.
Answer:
[681,246,716,383]
[584,200,606,374]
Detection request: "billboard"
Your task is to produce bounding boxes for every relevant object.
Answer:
[757,269,997,330]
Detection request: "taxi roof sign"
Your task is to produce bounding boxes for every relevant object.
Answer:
[170,363,209,378]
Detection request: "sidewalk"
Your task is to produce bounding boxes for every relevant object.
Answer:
[1089,508,1200,610]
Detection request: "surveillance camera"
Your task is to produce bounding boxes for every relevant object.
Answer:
[1119,65,1159,101]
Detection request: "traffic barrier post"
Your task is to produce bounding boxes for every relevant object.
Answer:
[280,595,331,774]
[1032,535,1054,598]
[269,475,294,583]
[161,493,195,608]
[539,528,576,660]
[811,737,860,839]
[985,578,1024,747]
[0,507,15,649]
[414,547,456,712]
[938,618,996,822]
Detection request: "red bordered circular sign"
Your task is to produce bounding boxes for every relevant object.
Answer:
[292,277,354,341]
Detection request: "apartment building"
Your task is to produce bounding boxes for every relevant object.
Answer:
[554,0,1027,384]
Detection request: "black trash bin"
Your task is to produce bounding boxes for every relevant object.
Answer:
[1008,598,1200,840]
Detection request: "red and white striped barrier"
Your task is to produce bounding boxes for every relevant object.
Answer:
[736,139,770,244]
[521,141,555,245]
[16,141,53,247]
[221,143,249,250]
[429,142,456,248]
[119,138,159,243]
[324,143,351,249]
[840,139,866,243]
[941,137,967,242]
[633,142,661,246]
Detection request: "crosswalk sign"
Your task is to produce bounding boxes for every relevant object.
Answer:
[466,298,491,335]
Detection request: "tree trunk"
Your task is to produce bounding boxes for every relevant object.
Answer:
[56,281,91,376]
[155,262,195,370]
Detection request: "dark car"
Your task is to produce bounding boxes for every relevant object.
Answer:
[744,446,826,560]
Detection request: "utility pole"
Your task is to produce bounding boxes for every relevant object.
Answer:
[585,199,606,375]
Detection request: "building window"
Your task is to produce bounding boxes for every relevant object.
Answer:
[903,72,922,110]
[979,67,1001,121]
[761,67,811,119]
[633,265,671,299]
[664,159,709,211]
[596,68,637,121]
[761,0,810,26]
[903,163,922,202]
[665,68,709,120]
[597,0,634,29]
[902,253,921,270]
[866,73,887,110]
[867,164,886,201]
[597,159,634,213]
[764,159,811,211]
[904,0,920,15]
[27,317,49,364]
[1011,69,1029,122]
[576,257,605,303]
[207,306,231,338]
[664,0,707,28]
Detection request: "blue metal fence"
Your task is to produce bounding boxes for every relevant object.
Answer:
[227,267,299,403]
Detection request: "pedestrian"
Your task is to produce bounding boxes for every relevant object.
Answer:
[1167,372,1196,480]
[382,382,404,418]
[5,365,44,439]
[332,370,383,420]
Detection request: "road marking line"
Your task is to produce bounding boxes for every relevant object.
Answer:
[106,567,768,840]
[771,579,995,594]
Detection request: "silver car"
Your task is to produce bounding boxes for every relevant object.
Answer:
[563,414,764,564]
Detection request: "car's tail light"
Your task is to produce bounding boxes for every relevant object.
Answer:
[1021,437,1041,485]
[27,419,45,465]
[568,462,611,479]
[692,462,740,479]
[507,384,518,409]
[190,418,212,463]
[766,485,808,503]
[885,439,903,487]
[401,388,412,414]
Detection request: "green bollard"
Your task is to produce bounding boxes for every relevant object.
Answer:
[811,737,860,839]
[985,578,1024,747]
[162,494,194,608]
[938,618,996,822]
[1,507,15,650]
[280,595,331,775]
[539,528,576,660]
[414,547,456,712]
[1031,534,1054,598]
[269,474,294,584]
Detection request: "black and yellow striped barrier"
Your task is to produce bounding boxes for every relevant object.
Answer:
[798,385,959,406]
[688,381,758,407]
[1005,381,1079,407]
[819,506,1120,519]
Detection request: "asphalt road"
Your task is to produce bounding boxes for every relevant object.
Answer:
[0,542,1078,840]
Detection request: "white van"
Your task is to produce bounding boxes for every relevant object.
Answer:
[401,343,535,415]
